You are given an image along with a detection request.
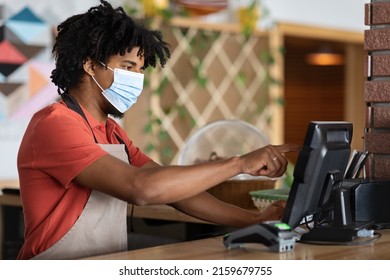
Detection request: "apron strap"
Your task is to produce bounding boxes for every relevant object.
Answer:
[61,94,99,143]
[114,134,131,164]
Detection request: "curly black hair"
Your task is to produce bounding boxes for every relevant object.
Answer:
[50,0,171,94]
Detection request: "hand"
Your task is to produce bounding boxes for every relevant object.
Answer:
[240,144,300,178]
[257,199,287,222]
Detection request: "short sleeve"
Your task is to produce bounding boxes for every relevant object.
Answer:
[29,107,107,188]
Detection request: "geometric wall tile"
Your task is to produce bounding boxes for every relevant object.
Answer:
[0,63,22,77]
[0,25,5,42]
[5,62,28,83]
[0,82,23,97]
[0,4,54,180]
[29,60,53,77]
[27,24,51,45]
[9,82,57,120]
[0,40,27,64]
[7,83,28,116]
[8,6,44,23]
[0,3,54,123]
[13,43,45,60]
[4,25,24,44]
[28,65,47,96]
[0,92,6,119]
[6,20,51,45]
[5,7,50,45]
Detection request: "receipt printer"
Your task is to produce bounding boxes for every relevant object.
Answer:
[342,179,390,227]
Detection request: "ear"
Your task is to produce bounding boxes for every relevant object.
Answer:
[83,58,95,76]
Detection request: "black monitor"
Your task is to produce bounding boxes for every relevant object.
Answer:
[282,121,353,229]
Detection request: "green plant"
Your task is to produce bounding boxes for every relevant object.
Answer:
[239,0,260,40]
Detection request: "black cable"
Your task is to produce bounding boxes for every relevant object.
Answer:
[304,216,314,230]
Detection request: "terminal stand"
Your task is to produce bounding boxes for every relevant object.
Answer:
[300,173,373,243]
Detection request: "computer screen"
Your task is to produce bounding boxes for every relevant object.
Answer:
[282,121,353,229]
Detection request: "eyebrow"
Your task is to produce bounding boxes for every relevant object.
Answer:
[122,60,136,66]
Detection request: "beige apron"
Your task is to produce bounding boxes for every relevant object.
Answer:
[32,144,129,260]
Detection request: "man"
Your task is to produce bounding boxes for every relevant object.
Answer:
[17,0,298,259]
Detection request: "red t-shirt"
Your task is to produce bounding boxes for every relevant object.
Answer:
[17,101,151,259]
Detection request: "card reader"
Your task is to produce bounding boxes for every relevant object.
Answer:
[223,221,297,252]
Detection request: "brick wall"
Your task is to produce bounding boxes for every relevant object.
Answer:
[365,0,390,179]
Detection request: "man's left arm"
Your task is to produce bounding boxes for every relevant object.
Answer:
[140,160,285,227]
[170,191,285,228]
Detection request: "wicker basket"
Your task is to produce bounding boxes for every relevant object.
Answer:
[249,188,290,211]
[207,179,276,209]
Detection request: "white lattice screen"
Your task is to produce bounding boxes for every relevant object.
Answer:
[144,18,279,165]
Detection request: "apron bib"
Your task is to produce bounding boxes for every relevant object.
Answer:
[32,144,129,259]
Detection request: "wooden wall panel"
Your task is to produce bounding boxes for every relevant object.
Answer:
[283,36,344,164]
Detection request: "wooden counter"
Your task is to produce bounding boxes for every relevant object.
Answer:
[4,189,388,260]
[0,193,22,207]
[85,230,390,260]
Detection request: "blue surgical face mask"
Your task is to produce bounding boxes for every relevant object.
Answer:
[92,63,144,113]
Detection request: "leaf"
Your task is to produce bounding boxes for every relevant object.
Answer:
[144,123,153,133]
[158,130,169,141]
[145,143,156,153]
[275,97,285,107]
[155,76,169,96]
[236,72,247,87]
[162,147,173,158]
